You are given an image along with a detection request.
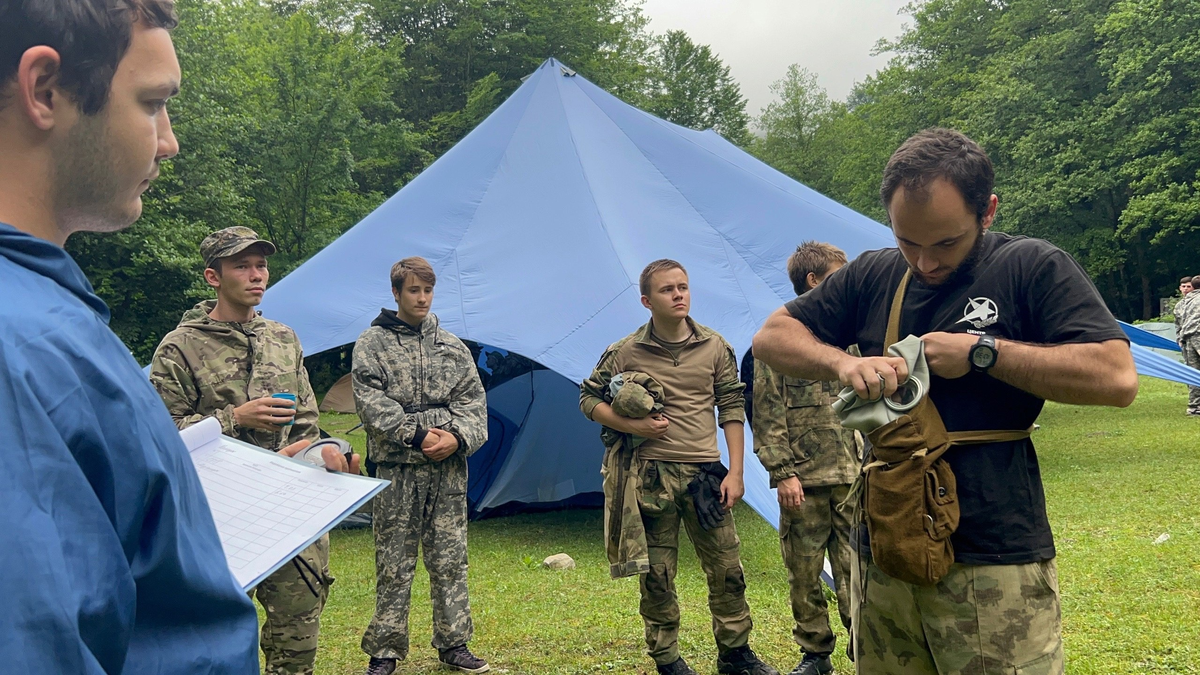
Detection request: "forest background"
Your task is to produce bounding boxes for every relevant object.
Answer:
[72,0,1200,371]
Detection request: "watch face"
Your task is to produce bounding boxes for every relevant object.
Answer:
[971,346,995,368]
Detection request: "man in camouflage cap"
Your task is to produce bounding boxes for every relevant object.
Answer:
[150,225,350,674]
[354,256,489,675]
[752,242,860,675]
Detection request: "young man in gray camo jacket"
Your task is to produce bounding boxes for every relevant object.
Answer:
[353,256,490,675]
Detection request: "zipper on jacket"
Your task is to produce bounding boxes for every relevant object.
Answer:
[418,331,426,409]
[236,323,255,400]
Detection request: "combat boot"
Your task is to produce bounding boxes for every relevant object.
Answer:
[657,657,699,675]
[438,644,490,673]
[364,657,397,675]
[788,652,833,675]
[717,646,780,675]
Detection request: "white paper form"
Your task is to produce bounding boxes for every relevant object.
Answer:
[181,417,388,590]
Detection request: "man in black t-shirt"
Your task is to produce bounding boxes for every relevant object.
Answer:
[752,128,1137,675]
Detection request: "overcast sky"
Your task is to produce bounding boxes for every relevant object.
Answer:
[640,0,911,119]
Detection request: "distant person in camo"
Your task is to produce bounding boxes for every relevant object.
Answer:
[353,256,490,675]
[1174,274,1200,415]
[752,242,861,675]
[150,226,356,674]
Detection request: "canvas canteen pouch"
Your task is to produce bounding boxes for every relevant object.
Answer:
[834,271,1030,586]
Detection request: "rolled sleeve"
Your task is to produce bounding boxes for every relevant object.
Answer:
[713,339,746,426]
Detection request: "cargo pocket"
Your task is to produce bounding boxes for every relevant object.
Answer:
[637,462,671,517]
[1012,644,1064,675]
[644,563,672,595]
[721,565,747,596]
[795,426,846,465]
[785,381,824,407]
[923,458,958,541]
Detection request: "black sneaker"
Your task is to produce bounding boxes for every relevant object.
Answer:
[789,652,833,675]
[364,657,397,675]
[717,646,781,675]
[438,644,490,673]
[657,657,699,675]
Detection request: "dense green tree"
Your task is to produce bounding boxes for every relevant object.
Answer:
[70,0,421,361]
[754,0,1200,319]
[363,0,651,144]
[642,30,751,145]
[752,66,849,199]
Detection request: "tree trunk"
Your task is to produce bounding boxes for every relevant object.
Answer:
[1142,272,1152,319]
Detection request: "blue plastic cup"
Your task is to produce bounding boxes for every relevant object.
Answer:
[271,392,297,426]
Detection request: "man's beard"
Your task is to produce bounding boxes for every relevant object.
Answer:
[911,224,987,288]
[50,111,140,238]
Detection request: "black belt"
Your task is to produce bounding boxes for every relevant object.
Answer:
[403,403,449,414]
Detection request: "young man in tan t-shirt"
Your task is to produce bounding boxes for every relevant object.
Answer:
[580,259,779,675]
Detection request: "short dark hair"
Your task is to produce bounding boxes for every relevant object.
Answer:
[1183,276,1194,285]
[1191,275,1200,288]
[639,259,687,297]
[787,241,847,296]
[880,128,995,222]
[0,0,178,116]
[391,257,436,290]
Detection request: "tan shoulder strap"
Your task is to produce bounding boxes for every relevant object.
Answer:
[884,270,912,350]
[946,426,1034,445]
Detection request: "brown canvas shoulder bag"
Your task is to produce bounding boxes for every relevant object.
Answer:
[862,271,1030,585]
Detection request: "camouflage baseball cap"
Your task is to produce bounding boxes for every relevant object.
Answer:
[611,381,656,419]
[200,226,277,268]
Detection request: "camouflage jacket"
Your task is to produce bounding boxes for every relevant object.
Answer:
[150,300,320,450]
[751,358,860,488]
[352,311,487,464]
[1178,291,1200,342]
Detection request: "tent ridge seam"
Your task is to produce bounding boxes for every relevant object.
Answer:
[574,83,782,297]
[534,285,631,364]
[556,76,636,290]
[430,71,546,315]
[580,80,887,244]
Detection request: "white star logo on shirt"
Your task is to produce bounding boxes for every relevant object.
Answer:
[957,297,999,329]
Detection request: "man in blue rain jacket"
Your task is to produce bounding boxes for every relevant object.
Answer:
[0,1,261,672]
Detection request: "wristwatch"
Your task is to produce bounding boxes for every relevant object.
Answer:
[968,335,998,373]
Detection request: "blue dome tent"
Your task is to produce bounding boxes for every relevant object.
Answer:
[258,58,1200,529]
[259,57,893,527]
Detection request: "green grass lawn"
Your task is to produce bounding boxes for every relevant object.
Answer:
[300,377,1199,674]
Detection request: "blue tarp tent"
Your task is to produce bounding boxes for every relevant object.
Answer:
[258,58,1200,528]
[259,58,893,525]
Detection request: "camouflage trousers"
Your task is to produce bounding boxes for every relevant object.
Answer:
[779,483,853,656]
[637,459,754,666]
[852,557,1064,675]
[254,535,332,675]
[1183,338,1200,413]
[362,457,473,660]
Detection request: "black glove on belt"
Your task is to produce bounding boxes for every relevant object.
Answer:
[687,461,729,531]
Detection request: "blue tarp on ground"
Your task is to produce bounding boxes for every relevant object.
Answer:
[1120,320,1181,351]
[257,58,1200,531]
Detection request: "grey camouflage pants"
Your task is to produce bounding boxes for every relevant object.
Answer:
[361,457,473,660]
[1183,338,1200,413]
